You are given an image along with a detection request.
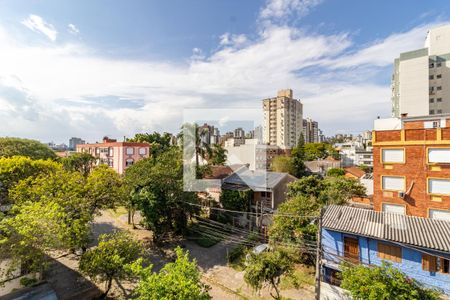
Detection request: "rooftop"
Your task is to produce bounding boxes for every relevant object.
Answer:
[323,205,450,253]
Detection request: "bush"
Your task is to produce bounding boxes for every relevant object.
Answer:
[20,276,38,287]
[326,168,345,177]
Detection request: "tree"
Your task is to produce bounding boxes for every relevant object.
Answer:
[244,250,292,299]
[0,156,61,202]
[125,148,199,242]
[291,134,306,178]
[79,232,143,298]
[303,142,339,161]
[85,165,127,215]
[127,132,173,158]
[209,144,227,166]
[61,152,96,176]
[326,168,345,177]
[180,123,211,177]
[0,137,56,160]
[219,190,251,212]
[341,262,440,300]
[268,195,319,265]
[271,156,294,174]
[132,246,211,300]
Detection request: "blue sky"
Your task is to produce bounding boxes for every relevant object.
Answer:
[0,0,449,143]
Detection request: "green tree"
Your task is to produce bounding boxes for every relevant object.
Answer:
[219,190,251,212]
[0,156,61,202]
[291,134,306,178]
[61,152,96,176]
[180,123,211,177]
[209,144,227,166]
[244,250,292,299]
[132,246,211,300]
[127,132,173,158]
[271,156,294,174]
[0,137,56,160]
[85,164,127,215]
[268,195,319,265]
[326,168,345,177]
[79,232,143,298]
[125,148,199,242]
[341,262,440,300]
[303,142,339,161]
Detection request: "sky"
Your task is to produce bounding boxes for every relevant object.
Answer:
[0,0,450,143]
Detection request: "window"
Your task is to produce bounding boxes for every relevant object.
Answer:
[440,258,450,274]
[430,110,435,115]
[139,147,147,155]
[437,74,442,79]
[429,75,434,80]
[107,159,114,167]
[422,254,438,272]
[382,176,405,191]
[344,237,359,263]
[437,86,442,91]
[126,147,134,155]
[382,203,405,215]
[125,159,134,167]
[378,242,402,263]
[437,62,442,67]
[438,109,442,114]
[437,98,442,102]
[429,63,435,68]
[430,98,434,103]
[428,178,450,195]
[429,209,450,221]
[428,148,450,164]
[381,149,404,163]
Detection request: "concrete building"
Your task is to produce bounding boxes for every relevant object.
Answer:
[392,24,450,117]
[303,117,319,143]
[335,141,373,167]
[263,89,303,148]
[76,137,150,174]
[69,137,85,151]
[234,127,245,139]
[225,138,288,171]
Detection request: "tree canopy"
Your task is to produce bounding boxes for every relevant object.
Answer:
[0,137,56,160]
[244,250,292,300]
[291,134,306,178]
[79,231,143,297]
[341,262,440,300]
[271,156,294,174]
[127,132,173,158]
[303,142,339,161]
[61,152,96,176]
[132,246,211,300]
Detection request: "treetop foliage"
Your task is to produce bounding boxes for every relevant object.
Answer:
[0,137,56,160]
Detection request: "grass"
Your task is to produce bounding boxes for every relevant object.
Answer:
[280,264,315,290]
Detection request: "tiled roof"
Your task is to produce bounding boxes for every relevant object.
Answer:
[322,205,450,253]
[344,167,366,178]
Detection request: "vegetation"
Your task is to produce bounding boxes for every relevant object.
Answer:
[209,144,227,165]
[279,265,314,290]
[291,134,306,178]
[244,250,292,300]
[132,247,211,300]
[326,167,345,177]
[219,190,251,212]
[341,262,440,300]
[271,156,294,174]
[0,137,57,160]
[127,132,173,158]
[61,152,96,176]
[303,142,339,161]
[79,232,143,298]
[124,148,199,243]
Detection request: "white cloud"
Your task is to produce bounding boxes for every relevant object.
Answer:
[68,23,80,35]
[219,33,248,47]
[0,16,445,142]
[259,0,323,21]
[21,14,57,41]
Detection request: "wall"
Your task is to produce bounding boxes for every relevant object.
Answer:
[322,229,450,295]
[272,174,296,209]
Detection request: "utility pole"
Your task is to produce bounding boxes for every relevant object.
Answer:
[315,207,324,300]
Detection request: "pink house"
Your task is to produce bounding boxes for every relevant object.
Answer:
[76,137,150,174]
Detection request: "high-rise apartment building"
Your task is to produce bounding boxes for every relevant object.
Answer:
[262,89,303,148]
[392,24,450,117]
[69,137,85,151]
[302,117,319,143]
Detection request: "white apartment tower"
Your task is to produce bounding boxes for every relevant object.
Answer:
[392,24,450,117]
[303,117,319,143]
[263,89,303,148]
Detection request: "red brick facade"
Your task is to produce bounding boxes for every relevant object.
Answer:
[373,118,450,218]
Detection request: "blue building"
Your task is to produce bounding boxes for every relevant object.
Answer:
[321,205,450,295]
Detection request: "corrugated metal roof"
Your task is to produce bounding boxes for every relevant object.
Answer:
[322,205,450,253]
[222,169,288,191]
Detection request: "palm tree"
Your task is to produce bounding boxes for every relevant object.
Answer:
[180,123,211,175]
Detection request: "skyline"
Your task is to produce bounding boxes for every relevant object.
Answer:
[1,0,450,143]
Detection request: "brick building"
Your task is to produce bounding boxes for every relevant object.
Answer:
[76,137,150,174]
[372,114,450,219]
